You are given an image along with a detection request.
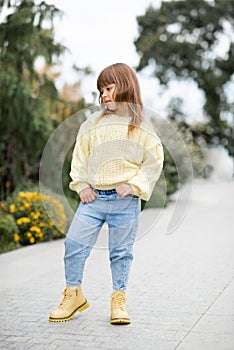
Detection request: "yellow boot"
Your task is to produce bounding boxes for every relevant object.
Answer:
[110,290,131,325]
[49,285,89,322]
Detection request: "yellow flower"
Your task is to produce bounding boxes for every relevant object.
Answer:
[36,232,43,238]
[16,217,31,225]
[29,237,35,244]
[11,191,66,245]
[13,233,20,243]
[30,226,41,233]
[32,212,40,219]
[9,204,16,213]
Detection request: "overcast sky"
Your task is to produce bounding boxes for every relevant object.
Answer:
[46,0,205,119]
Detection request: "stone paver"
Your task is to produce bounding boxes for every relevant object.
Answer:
[0,179,234,350]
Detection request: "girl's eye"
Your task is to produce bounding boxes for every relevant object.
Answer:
[100,85,114,94]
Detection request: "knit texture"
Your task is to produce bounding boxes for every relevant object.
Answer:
[69,112,164,201]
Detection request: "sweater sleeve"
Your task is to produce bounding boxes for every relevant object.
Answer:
[126,133,164,201]
[69,122,91,194]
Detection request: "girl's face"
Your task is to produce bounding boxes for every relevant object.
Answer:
[100,83,116,106]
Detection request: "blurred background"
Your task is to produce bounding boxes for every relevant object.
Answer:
[0,0,233,253]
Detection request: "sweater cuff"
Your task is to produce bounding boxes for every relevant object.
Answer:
[69,182,90,194]
[126,180,149,201]
[128,183,141,197]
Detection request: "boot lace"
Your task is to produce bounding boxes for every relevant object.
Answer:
[59,288,72,309]
[112,292,126,311]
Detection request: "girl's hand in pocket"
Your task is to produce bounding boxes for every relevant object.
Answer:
[79,187,97,203]
[116,183,134,198]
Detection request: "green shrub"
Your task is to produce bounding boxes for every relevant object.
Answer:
[5,191,67,246]
[0,210,19,253]
[144,177,167,209]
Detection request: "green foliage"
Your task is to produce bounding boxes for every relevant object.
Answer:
[168,100,205,175]
[0,0,65,200]
[0,209,19,247]
[135,0,234,157]
[5,191,66,246]
[62,146,79,205]
[150,104,204,198]
[163,148,179,196]
[144,177,167,209]
[190,121,234,158]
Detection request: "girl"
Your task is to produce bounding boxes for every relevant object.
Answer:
[49,63,164,324]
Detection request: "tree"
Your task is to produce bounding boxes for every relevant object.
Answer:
[134,0,234,157]
[0,0,65,199]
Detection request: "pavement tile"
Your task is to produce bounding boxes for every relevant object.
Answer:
[191,314,234,334]
[206,279,234,317]
[176,332,234,350]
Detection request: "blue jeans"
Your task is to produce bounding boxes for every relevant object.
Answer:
[64,190,141,291]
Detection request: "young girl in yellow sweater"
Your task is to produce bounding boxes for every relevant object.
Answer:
[49,63,164,324]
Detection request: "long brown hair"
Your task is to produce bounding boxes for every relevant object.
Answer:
[97,63,144,134]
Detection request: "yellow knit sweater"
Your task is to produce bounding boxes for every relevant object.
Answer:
[69,111,164,201]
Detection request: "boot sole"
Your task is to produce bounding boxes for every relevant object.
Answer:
[48,300,89,322]
[110,318,131,325]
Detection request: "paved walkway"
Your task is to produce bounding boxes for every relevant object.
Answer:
[0,179,234,350]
